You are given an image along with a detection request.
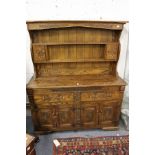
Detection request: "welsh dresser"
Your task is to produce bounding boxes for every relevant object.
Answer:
[26,21,127,133]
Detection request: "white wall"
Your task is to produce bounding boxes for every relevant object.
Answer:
[26,0,129,103]
[26,0,129,21]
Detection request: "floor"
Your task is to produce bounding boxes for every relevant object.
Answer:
[26,116,129,155]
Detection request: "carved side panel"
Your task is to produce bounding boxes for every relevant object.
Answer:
[27,89,40,130]
[32,45,47,62]
[104,43,119,60]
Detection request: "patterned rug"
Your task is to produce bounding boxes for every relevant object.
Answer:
[53,135,129,155]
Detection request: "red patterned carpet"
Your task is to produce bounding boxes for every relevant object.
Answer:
[53,135,129,155]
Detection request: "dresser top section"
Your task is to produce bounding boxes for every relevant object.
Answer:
[26,20,128,30]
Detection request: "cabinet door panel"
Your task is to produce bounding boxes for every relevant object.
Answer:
[99,101,121,125]
[36,108,54,130]
[80,103,98,128]
[57,104,75,129]
[35,105,59,130]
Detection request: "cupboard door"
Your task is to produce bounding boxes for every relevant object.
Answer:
[36,108,54,130]
[99,101,121,126]
[57,104,75,129]
[80,103,98,128]
[35,105,60,130]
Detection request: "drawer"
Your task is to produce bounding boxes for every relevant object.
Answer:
[35,102,74,108]
[81,90,121,101]
[34,91,74,103]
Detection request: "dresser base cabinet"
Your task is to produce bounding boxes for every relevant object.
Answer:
[27,77,125,133]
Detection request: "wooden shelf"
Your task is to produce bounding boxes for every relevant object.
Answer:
[32,42,117,46]
[34,59,117,63]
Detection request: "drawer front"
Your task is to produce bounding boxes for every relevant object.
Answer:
[33,92,74,104]
[81,90,121,101]
[33,87,123,104]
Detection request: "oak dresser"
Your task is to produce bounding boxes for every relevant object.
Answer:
[26,21,127,133]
